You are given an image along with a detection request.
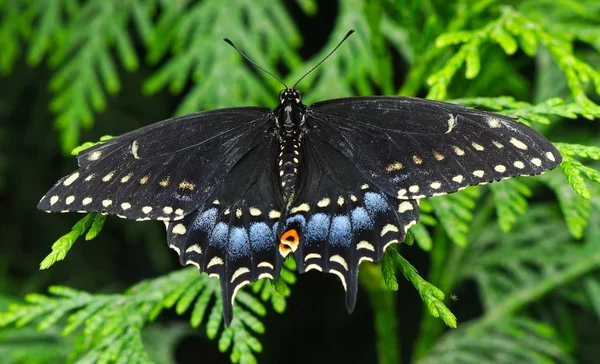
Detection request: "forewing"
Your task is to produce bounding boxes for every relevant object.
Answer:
[164,136,283,325]
[38,107,273,220]
[282,134,420,312]
[307,96,562,199]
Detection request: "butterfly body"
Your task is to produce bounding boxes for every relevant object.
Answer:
[38,90,561,325]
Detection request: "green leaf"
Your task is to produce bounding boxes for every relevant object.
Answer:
[39,214,96,270]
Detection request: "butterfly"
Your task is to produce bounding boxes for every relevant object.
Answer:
[37,30,562,325]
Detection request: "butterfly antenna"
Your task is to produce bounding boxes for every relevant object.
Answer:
[292,29,355,89]
[224,38,288,89]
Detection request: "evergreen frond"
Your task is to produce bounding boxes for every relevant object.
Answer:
[428,6,600,104]
[431,187,481,246]
[489,178,532,232]
[555,143,600,200]
[381,248,457,328]
[144,0,302,114]
[39,213,99,270]
[26,0,155,153]
[0,267,291,364]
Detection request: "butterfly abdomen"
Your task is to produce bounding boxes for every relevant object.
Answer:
[275,99,306,200]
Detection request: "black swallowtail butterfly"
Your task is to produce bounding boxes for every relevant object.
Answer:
[38,31,562,325]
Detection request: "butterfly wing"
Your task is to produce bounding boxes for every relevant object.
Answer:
[164,135,283,325]
[281,132,420,312]
[38,107,274,221]
[307,96,562,199]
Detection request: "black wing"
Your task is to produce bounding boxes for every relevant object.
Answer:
[164,136,283,326]
[281,132,420,312]
[307,96,562,199]
[38,107,274,221]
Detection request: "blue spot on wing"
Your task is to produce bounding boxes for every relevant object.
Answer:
[285,214,306,229]
[351,207,373,231]
[210,222,228,248]
[228,227,249,260]
[364,192,390,215]
[305,213,330,244]
[194,208,218,232]
[330,215,351,247]
[249,222,274,252]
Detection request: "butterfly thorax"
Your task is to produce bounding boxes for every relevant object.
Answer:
[275,89,306,201]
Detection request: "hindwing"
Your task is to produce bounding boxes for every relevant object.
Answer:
[282,133,420,311]
[164,136,283,325]
[307,97,562,199]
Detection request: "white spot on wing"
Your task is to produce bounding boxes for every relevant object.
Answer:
[493,140,504,149]
[317,198,330,208]
[269,210,281,219]
[383,240,399,252]
[531,158,542,166]
[472,143,485,151]
[163,206,173,214]
[446,114,456,133]
[337,196,345,206]
[82,197,93,205]
[88,151,102,161]
[258,273,274,280]
[50,196,59,205]
[306,264,323,272]
[207,256,223,268]
[186,244,202,254]
[102,171,115,182]
[142,206,152,214]
[63,172,79,186]
[290,203,309,213]
[121,202,131,210]
[386,162,403,172]
[514,161,525,169]
[330,255,349,270]
[453,146,465,156]
[545,151,556,162]
[258,261,274,269]
[398,201,413,213]
[102,199,112,207]
[357,240,375,251]
[381,224,399,236]
[409,185,419,193]
[404,220,417,232]
[494,165,507,173]
[430,182,442,189]
[131,140,140,159]
[472,170,485,178]
[231,267,250,282]
[120,173,133,183]
[452,174,464,183]
[433,150,445,160]
[510,137,528,150]
[486,117,501,128]
[249,207,262,216]
[330,269,347,291]
[65,196,75,205]
[172,223,186,235]
[304,253,322,261]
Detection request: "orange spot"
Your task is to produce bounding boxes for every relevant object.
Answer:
[281,229,299,247]
[279,229,300,258]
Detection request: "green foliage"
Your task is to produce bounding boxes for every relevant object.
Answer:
[39,213,98,270]
[382,248,457,329]
[0,268,294,364]
[2,0,600,363]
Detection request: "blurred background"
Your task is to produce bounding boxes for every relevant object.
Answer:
[1,1,599,363]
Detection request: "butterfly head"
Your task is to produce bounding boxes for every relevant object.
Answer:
[279,89,302,104]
